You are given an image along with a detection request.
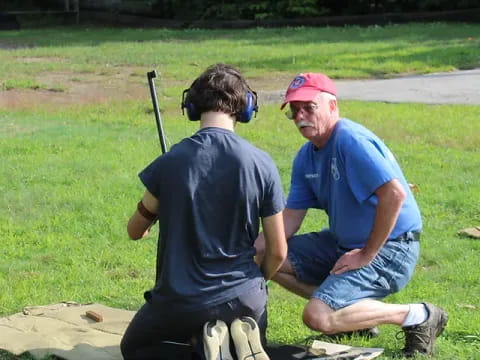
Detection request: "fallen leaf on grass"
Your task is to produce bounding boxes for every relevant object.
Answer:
[408,183,419,192]
[457,304,476,310]
[457,226,480,239]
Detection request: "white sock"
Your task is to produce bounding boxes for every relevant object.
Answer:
[402,304,429,327]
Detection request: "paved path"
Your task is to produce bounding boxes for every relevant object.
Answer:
[260,69,480,105]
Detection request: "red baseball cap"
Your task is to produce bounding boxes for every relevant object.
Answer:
[281,73,337,109]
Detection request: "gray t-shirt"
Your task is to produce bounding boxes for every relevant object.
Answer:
[139,127,285,310]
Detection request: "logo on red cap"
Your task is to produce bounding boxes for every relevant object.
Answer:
[281,72,337,109]
[289,76,305,89]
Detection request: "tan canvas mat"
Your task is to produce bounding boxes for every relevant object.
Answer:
[0,302,135,360]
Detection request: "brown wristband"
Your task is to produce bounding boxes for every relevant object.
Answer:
[137,201,157,222]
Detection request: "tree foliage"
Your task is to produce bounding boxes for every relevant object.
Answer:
[1,0,479,20]
[149,0,480,20]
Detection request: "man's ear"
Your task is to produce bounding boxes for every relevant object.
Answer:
[328,99,337,112]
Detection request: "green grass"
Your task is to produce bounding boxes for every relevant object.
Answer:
[1,24,480,359]
[1,100,479,359]
[0,23,479,90]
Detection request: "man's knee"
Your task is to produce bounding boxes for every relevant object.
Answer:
[303,309,335,334]
[302,299,336,334]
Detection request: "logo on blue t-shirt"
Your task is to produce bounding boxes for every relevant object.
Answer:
[331,157,340,180]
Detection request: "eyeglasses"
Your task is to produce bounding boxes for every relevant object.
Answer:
[285,103,319,120]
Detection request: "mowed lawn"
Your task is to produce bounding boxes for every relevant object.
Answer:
[1,23,480,359]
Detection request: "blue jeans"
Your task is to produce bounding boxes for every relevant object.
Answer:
[288,230,419,310]
[120,278,267,360]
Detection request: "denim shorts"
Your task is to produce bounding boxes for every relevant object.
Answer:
[288,230,420,310]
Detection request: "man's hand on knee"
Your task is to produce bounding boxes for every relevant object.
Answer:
[330,248,375,275]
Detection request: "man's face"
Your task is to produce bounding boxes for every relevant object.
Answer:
[287,93,335,145]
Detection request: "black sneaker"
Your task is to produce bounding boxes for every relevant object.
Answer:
[402,303,448,357]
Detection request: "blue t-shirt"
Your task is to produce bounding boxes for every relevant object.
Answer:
[139,127,285,310]
[287,119,422,249]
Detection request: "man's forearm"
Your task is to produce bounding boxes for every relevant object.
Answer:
[260,212,288,280]
[363,180,405,259]
[261,254,284,280]
[283,208,307,239]
[127,190,160,240]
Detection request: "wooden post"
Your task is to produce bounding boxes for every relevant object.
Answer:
[65,0,70,11]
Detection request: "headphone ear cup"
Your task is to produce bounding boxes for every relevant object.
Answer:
[181,88,200,121]
[239,91,258,123]
[184,102,200,121]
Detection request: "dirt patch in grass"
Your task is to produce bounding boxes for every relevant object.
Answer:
[0,69,149,109]
[16,56,65,63]
[0,41,34,50]
[0,67,290,110]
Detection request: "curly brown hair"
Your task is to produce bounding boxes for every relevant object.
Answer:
[184,63,256,122]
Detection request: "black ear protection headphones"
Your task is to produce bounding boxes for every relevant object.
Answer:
[181,89,259,123]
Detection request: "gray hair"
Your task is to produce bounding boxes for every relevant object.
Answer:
[320,91,337,102]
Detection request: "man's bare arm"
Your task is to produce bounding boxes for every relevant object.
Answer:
[331,179,406,274]
[260,212,288,280]
[254,207,306,265]
[127,190,159,240]
[283,208,308,239]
